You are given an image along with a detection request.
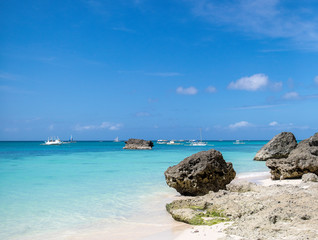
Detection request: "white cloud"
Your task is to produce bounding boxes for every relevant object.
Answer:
[229,121,251,129]
[228,74,269,91]
[75,122,122,131]
[187,0,318,50]
[100,122,122,130]
[270,81,283,91]
[206,86,217,93]
[176,86,198,95]
[269,121,278,126]
[282,91,300,100]
[314,76,318,85]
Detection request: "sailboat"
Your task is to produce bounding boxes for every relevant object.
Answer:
[191,129,207,146]
[114,136,119,142]
[44,137,62,145]
[69,135,76,143]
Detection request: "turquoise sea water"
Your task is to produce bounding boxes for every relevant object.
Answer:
[0,141,268,240]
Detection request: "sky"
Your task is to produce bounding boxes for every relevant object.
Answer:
[1,0,318,141]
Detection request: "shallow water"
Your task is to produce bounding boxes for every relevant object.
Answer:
[0,141,268,239]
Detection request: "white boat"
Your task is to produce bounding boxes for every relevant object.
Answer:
[190,129,207,146]
[157,139,168,144]
[44,137,62,145]
[114,136,119,142]
[191,141,207,146]
[233,140,245,144]
[167,140,181,145]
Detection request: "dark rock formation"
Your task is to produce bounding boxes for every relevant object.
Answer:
[254,132,297,161]
[123,138,154,150]
[164,149,236,196]
[266,133,318,180]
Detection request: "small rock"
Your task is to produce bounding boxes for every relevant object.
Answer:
[302,173,318,182]
[123,138,153,150]
[226,180,256,192]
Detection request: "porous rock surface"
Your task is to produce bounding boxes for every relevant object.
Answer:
[302,173,318,182]
[164,149,236,196]
[167,180,318,240]
[254,132,297,161]
[123,138,154,149]
[266,133,318,180]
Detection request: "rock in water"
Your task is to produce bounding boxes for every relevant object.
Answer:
[266,133,318,180]
[254,132,297,161]
[164,149,236,196]
[123,138,154,150]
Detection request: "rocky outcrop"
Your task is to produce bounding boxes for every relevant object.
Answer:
[254,132,297,161]
[266,133,318,180]
[166,181,318,239]
[302,173,318,182]
[123,138,154,150]
[164,149,236,196]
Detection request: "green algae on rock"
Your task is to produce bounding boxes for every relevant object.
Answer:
[166,200,230,226]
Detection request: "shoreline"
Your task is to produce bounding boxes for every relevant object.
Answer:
[137,171,280,240]
[6,170,313,240]
[60,171,275,240]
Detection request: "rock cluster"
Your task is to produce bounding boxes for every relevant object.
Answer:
[123,138,154,150]
[266,132,318,180]
[253,132,297,161]
[166,181,318,240]
[164,149,236,196]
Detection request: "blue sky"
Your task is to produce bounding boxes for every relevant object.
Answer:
[1,0,318,141]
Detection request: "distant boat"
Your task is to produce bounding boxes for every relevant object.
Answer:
[68,135,76,143]
[167,140,181,145]
[44,137,62,145]
[233,140,245,144]
[114,136,119,142]
[191,128,207,146]
[157,139,168,144]
[191,141,207,146]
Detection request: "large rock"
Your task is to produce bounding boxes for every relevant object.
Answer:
[254,132,297,161]
[266,133,318,180]
[123,138,154,149]
[164,149,236,196]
